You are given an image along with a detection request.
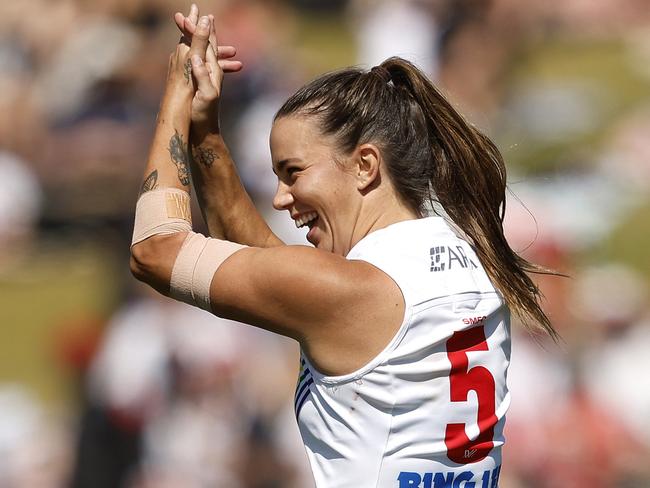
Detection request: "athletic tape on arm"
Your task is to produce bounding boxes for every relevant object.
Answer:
[170,232,246,311]
[132,188,247,311]
[132,188,193,245]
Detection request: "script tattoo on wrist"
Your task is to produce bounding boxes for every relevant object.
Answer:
[140,169,159,195]
[184,59,192,84]
[168,130,190,186]
[193,146,218,168]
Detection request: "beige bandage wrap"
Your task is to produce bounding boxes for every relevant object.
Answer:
[132,188,193,245]
[132,188,247,311]
[169,232,246,311]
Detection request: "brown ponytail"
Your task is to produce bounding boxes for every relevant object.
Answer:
[275,57,559,340]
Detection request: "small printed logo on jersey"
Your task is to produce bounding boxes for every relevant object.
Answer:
[398,465,501,488]
[464,449,478,459]
[462,316,486,326]
[430,245,478,272]
[430,246,446,271]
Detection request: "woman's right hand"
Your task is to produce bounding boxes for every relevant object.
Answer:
[174,5,242,73]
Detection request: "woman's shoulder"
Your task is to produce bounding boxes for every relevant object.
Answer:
[347,216,456,259]
[346,216,496,305]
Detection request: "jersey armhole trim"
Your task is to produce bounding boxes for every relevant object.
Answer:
[304,272,414,386]
[302,217,451,384]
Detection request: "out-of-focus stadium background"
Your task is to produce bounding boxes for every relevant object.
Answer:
[1,0,649,486]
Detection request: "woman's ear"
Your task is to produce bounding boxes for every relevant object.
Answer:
[355,144,381,191]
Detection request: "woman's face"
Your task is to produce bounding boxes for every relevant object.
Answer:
[270,115,360,255]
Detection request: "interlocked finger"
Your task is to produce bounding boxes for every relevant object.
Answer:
[205,40,221,88]
[189,16,210,63]
[188,3,199,27]
[208,14,218,53]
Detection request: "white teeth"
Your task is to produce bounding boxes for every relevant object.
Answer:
[295,211,318,228]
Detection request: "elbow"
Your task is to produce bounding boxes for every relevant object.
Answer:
[129,243,148,283]
[130,239,157,284]
[129,233,188,292]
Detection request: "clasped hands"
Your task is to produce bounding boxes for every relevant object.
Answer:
[162,4,242,135]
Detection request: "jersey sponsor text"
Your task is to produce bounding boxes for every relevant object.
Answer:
[430,245,478,272]
[398,465,501,488]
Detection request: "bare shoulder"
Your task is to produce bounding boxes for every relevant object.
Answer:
[211,245,405,375]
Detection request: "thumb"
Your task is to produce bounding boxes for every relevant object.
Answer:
[191,55,216,97]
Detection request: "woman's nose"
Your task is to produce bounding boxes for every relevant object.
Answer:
[272,181,294,211]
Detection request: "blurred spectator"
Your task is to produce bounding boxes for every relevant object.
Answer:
[351,0,440,77]
[576,265,650,449]
[0,152,42,270]
[0,386,70,487]
[70,291,311,487]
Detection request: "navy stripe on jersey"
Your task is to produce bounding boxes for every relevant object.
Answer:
[295,357,313,418]
[295,378,313,418]
[298,366,310,383]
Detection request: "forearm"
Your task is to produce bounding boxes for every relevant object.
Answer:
[142,101,192,195]
[131,100,192,293]
[190,131,284,247]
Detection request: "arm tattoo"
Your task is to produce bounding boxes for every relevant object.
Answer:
[140,169,158,195]
[192,146,218,168]
[168,130,191,186]
[184,59,192,84]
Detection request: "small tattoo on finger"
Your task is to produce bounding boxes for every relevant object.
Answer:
[184,59,192,84]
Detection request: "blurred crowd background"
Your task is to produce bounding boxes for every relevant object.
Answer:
[1,0,650,486]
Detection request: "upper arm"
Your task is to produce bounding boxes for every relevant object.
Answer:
[132,235,405,375]
[210,245,405,375]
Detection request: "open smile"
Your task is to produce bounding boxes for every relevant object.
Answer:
[295,211,319,229]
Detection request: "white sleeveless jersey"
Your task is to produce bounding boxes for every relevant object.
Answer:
[295,217,510,488]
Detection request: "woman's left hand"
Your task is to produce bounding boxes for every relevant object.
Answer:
[160,41,194,114]
[185,16,222,132]
[174,7,242,134]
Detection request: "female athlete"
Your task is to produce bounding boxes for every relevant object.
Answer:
[130,6,557,487]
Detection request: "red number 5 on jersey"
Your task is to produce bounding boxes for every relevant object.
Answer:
[445,325,498,464]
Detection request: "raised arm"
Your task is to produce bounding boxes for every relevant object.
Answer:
[132,14,404,377]
[131,37,403,372]
[189,123,282,247]
[129,24,206,295]
[133,236,404,376]
[175,6,283,247]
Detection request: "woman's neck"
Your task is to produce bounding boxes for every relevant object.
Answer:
[347,190,419,254]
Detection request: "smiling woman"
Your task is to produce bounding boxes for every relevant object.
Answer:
[269,115,416,253]
[129,5,558,488]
